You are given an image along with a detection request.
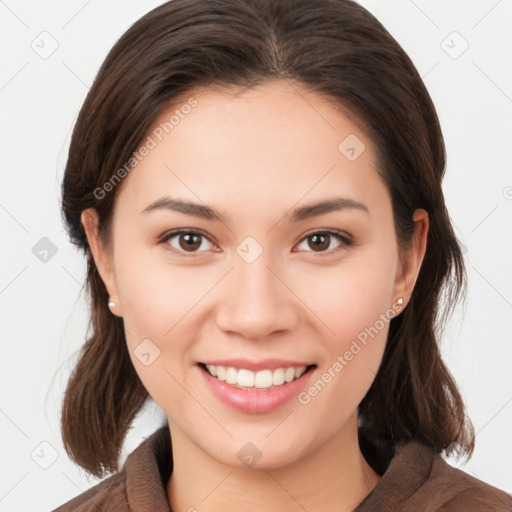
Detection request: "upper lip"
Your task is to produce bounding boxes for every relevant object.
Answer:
[200,358,315,372]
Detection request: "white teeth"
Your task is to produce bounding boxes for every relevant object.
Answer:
[238,369,255,387]
[216,366,226,381]
[254,369,273,389]
[272,368,285,386]
[225,367,238,385]
[284,367,295,383]
[204,364,308,389]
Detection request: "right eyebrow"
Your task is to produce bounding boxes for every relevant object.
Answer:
[141,197,224,222]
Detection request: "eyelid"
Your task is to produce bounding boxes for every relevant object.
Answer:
[299,227,352,243]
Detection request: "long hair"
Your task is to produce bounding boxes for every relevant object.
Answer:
[60,0,474,477]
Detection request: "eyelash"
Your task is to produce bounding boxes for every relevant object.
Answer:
[156,228,353,257]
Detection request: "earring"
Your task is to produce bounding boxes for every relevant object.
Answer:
[396,297,404,306]
[108,298,116,307]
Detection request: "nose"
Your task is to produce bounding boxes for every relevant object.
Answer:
[214,251,299,341]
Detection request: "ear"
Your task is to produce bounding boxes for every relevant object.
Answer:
[81,208,122,316]
[393,208,429,308]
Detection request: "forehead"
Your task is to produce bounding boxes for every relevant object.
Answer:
[114,80,388,220]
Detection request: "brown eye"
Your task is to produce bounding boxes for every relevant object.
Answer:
[295,230,352,254]
[178,233,202,251]
[307,233,331,252]
[159,230,216,254]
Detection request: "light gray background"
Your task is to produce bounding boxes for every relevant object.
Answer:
[1,0,511,510]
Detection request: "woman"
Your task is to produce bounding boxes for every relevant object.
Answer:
[54,0,512,510]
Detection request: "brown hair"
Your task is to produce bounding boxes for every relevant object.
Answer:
[60,0,474,478]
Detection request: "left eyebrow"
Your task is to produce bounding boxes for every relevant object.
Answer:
[140,196,369,223]
[288,197,370,222]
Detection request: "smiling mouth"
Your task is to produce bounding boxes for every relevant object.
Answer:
[198,363,317,390]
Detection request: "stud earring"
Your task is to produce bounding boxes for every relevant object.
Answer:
[108,298,116,307]
[397,297,404,306]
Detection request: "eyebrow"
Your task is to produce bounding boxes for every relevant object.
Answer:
[140,196,369,223]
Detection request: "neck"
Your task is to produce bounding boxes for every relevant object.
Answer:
[166,414,380,512]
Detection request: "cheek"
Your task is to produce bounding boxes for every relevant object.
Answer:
[298,292,391,429]
[297,251,397,344]
[293,249,396,406]
[111,249,194,387]
[115,246,206,338]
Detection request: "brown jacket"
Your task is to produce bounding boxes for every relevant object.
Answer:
[53,425,512,511]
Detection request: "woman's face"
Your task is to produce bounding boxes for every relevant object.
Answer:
[84,80,427,469]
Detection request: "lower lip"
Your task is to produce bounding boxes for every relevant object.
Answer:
[199,364,316,413]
